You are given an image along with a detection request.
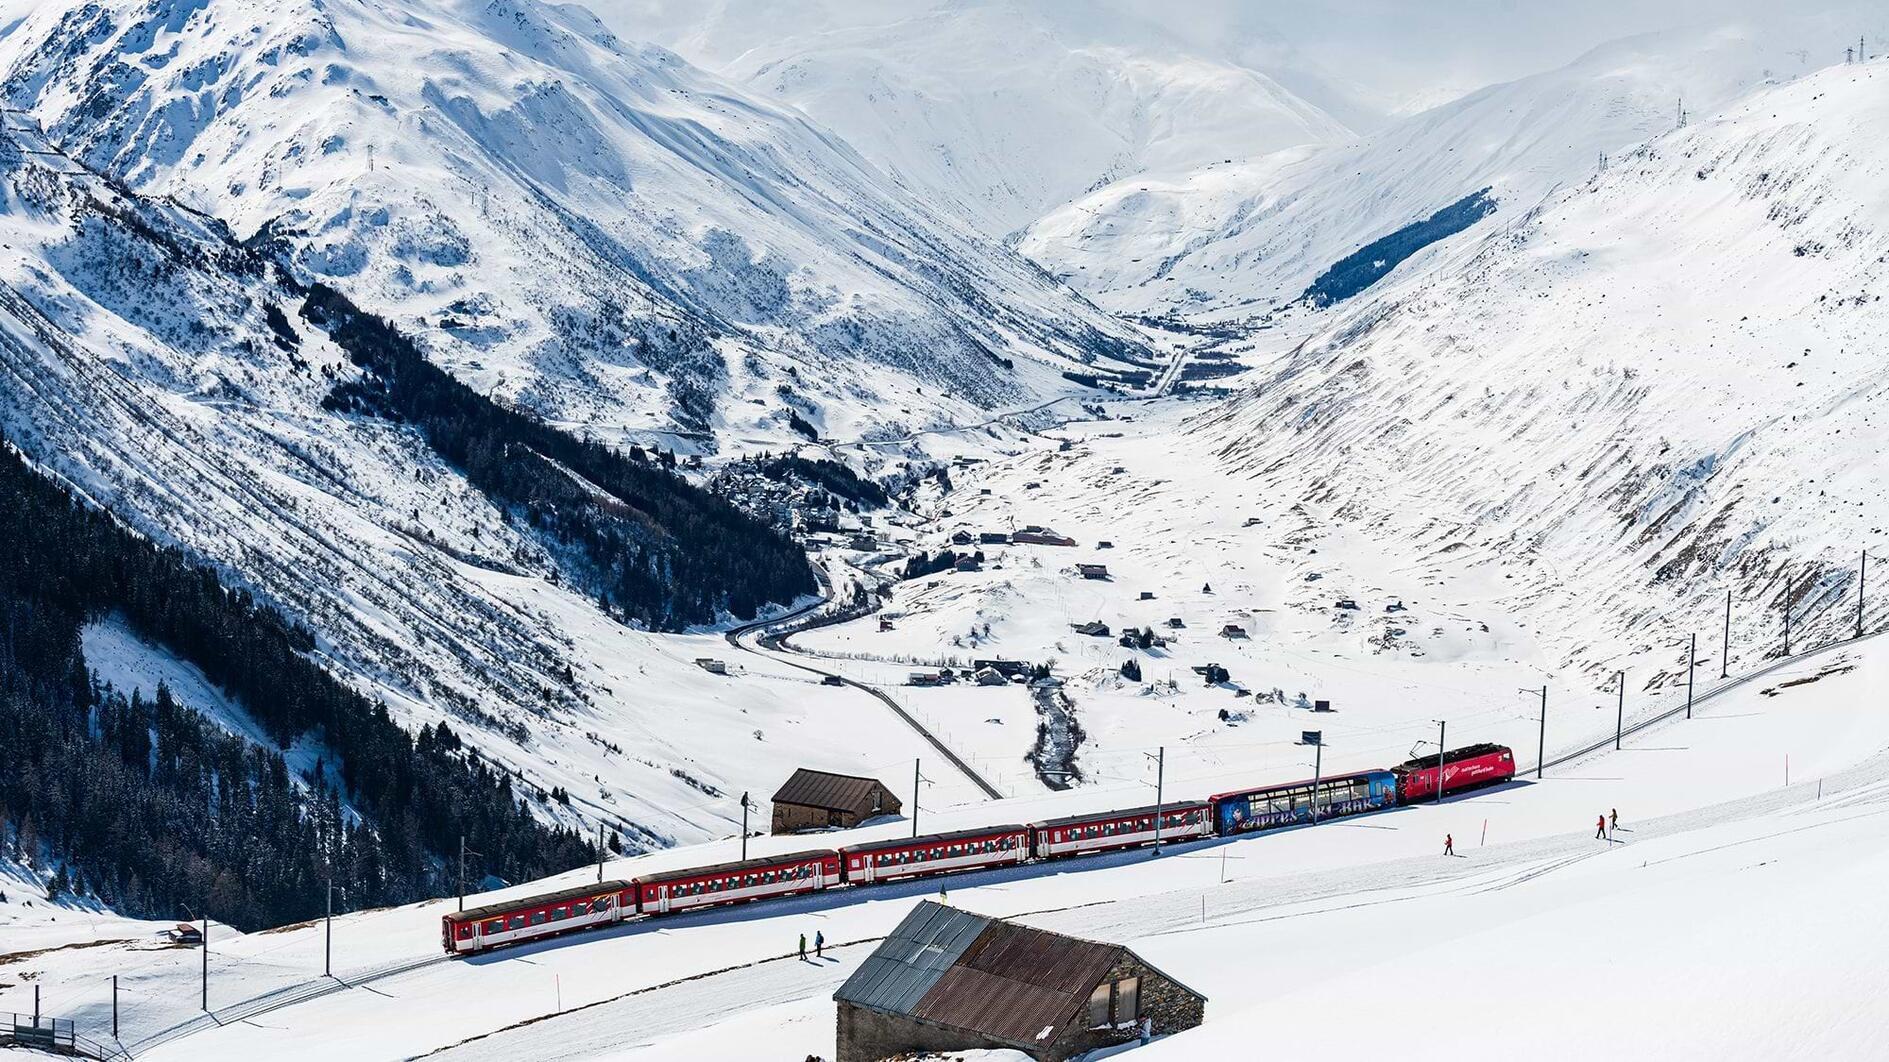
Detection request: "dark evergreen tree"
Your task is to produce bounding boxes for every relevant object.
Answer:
[0,435,594,930]
[301,286,815,629]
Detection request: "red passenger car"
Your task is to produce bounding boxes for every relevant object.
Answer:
[441,880,635,954]
[1030,802,1212,860]
[632,850,838,915]
[1391,743,1515,803]
[839,825,1029,884]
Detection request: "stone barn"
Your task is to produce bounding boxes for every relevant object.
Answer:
[833,901,1205,1061]
[770,768,902,834]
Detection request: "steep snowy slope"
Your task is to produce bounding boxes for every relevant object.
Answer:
[0,0,1153,448]
[1189,57,1889,684]
[0,131,974,857]
[1023,16,1878,323]
[626,0,1356,239]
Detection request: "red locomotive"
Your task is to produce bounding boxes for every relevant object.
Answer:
[1390,742,1515,802]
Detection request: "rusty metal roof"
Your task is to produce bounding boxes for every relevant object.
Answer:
[835,902,1130,1050]
[834,902,988,1014]
[771,768,899,815]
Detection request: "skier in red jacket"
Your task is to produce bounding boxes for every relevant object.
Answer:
[1595,814,1607,840]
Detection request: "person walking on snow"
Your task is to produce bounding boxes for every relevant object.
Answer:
[798,933,807,961]
[1610,808,1619,833]
[1443,833,1454,856]
[1595,814,1607,840]
[815,930,825,959]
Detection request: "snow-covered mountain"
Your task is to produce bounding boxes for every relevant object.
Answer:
[0,0,1155,449]
[0,117,985,855]
[1189,55,1889,678]
[623,0,1358,239]
[1022,16,1878,324]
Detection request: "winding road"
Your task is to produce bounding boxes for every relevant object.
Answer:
[723,578,1005,801]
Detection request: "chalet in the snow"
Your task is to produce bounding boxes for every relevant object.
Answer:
[833,901,1205,1061]
[771,768,903,833]
[1012,525,1076,546]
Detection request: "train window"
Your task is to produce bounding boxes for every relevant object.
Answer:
[550,907,565,921]
[529,911,547,926]
[484,919,503,934]
[456,924,474,939]
[573,901,589,915]
[508,915,525,930]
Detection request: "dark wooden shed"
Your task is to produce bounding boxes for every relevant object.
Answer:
[770,768,902,834]
[834,901,1205,1061]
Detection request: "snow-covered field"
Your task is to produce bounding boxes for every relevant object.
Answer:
[4,626,1883,1060]
[2,6,1886,1059]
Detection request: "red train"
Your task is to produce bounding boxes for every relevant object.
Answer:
[841,825,1029,884]
[1390,743,1515,803]
[443,743,1515,955]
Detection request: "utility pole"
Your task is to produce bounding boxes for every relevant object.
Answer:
[112,976,118,1039]
[1434,721,1446,804]
[1722,590,1732,678]
[201,917,209,1012]
[1310,739,1324,822]
[1859,551,1868,640]
[596,823,605,883]
[1615,670,1626,751]
[739,792,751,861]
[1536,686,1548,779]
[325,874,334,978]
[911,759,921,838]
[1686,633,1697,720]
[1146,747,1166,850]
[458,835,466,912]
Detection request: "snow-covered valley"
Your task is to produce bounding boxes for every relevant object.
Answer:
[1,2,1886,1059]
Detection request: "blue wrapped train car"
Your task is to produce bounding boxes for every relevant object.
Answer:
[1210,769,1398,835]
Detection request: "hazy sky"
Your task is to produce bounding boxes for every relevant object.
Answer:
[601,0,1851,118]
